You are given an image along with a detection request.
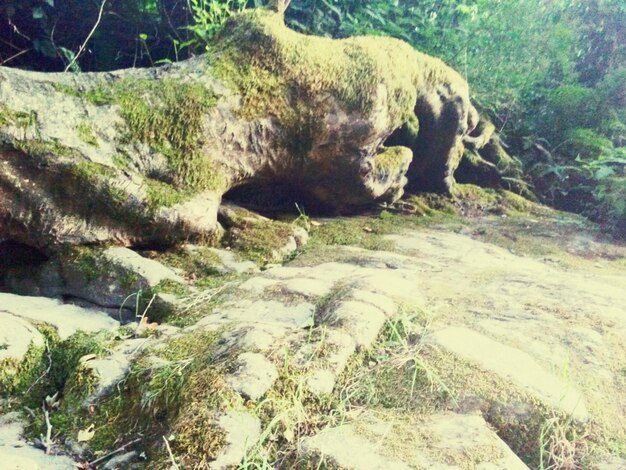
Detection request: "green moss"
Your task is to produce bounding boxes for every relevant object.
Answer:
[60,246,141,291]
[76,122,99,147]
[144,177,194,211]
[65,161,147,225]
[212,8,462,133]
[112,152,132,169]
[0,344,46,397]
[0,106,38,130]
[109,78,223,193]
[21,330,123,447]
[84,85,116,106]
[372,146,411,177]
[54,77,223,197]
[144,246,223,280]
[85,329,239,463]
[452,184,500,207]
[226,219,296,264]
[52,83,83,99]
[452,184,546,216]
[60,246,106,283]
[13,139,78,158]
[154,279,189,297]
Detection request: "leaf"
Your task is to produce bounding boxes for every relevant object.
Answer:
[45,392,61,409]
[77,424,95,442]
[594,166,615,179]
[32,6,45,19]
[137,315,158,334]
[79,354,97,364]
[45,0,54,6]
[33,39,57,59]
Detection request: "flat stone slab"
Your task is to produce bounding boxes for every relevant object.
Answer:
[206,248,259,274]
[0,313,44,363]
[331,300,386,349]
[300,413,528,470]
[300,424,411,470]
[421,413,528,469]
[429,326,589,420]
[226,352,278,401]
[210,411,261,469]
[103,247,185,286]
[0,293,119,339]
[0,412,76,469]
[197,300,315,329]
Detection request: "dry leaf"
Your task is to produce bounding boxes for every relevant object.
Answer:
[77,424,95,442]
[283,428,295,443]
[138,316,158,332]
[79,354,97,364]
[45,392,61,409]
[363,226,373,233]
[310,221,321,227]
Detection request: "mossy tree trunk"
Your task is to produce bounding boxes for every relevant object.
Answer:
[0,6,485,253]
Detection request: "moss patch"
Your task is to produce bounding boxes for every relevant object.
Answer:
[215,9,433,124]
[225,218,298,264]
[336,314,606,469]
[143,177,195,212]
[372,146,411,177]
[76,122,99,147]
[452,184,547,216]
[13,139,79,159]
[91,330,238,464]
[209,7,464,161]
[0,105,38,130]
[57,77,223,199]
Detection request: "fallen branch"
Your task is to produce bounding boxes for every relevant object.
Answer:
[64,0,107,72]
[163,435,180,470]
[86,437,142,468]
[41,402,52,455]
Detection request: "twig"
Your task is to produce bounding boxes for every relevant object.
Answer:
[25,339,52,396]
[86,438,142,468]
[163,435,180,470]
[41,402,52,455]
[23,406,36,420]
[135,293,157,334]
[0,48,30,66]
[64,0,107,72]
[181,283,231,313]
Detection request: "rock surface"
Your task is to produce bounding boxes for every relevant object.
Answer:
[300,412,530,469]
[1,211,624,469]
[0,314,44,364]
[429,326,589,420]
[226,352,279,401]
[0,6,482,250]
[210,411,261,469]
[0,413,76,469]
[5,247,184,316]
[0,292,118,339]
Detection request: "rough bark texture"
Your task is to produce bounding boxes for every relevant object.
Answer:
[0,7,480,252]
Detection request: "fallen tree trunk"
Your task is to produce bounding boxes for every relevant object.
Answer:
[0,5,480,252]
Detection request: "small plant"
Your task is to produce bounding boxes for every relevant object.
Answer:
[539,413,590,470]
[293,203,311,231]
[187,0,248,49]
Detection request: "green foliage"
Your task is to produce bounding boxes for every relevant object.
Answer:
[187,0,248,44]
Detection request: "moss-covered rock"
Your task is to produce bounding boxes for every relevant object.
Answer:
[0,4,481,251]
